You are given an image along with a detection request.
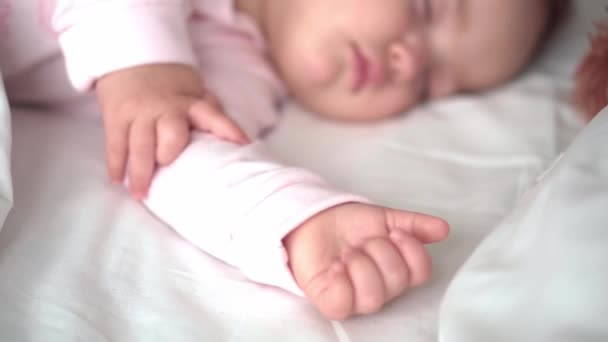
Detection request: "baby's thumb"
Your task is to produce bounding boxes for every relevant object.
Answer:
[189,101,250,144]
[386,209,449,244]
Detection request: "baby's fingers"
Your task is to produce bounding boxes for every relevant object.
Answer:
[156,114,190,165]
[103,118,129,184]
[344,249,386,315]
[386,209,449,244]
[305,262,354,321]
[189,100,250,144]
[389,230,431,288]
[362,238,409,300]
[128,118,157,199]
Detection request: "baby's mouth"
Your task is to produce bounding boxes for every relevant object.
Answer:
[350,43,384,93]
[351,43,369,93]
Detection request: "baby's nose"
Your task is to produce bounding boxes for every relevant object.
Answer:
[388,36,427,83]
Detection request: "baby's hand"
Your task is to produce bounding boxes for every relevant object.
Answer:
[284,203,449,320]
[95,64,249,199]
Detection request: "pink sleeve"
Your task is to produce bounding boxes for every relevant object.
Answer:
[49,0,197,91]
[144,134,369,295]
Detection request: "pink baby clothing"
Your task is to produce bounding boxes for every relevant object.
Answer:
[0,0,370,294]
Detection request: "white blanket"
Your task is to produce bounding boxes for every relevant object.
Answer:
[0,1,604,341]
[439,98,608,342]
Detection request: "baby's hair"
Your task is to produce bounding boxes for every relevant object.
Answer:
[524,0,572,69]
[541,0,572,48]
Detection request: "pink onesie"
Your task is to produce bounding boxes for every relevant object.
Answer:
[0,0,369,294]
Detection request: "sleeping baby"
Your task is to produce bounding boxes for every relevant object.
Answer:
[1,0,565,320]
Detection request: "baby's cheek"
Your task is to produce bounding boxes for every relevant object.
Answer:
[429,74,457,100]
[277,42,337,89]
[296,55,337,88]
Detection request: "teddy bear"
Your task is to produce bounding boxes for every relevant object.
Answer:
[574,21,608,119]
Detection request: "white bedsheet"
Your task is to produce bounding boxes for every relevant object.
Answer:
[0,1,602,341]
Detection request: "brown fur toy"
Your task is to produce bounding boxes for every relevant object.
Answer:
[574,21,608,120]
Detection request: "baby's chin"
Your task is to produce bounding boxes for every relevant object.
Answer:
[297,96,411,123]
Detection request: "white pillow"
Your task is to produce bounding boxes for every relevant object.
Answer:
[439,105,608,341]
[0,75,13,230]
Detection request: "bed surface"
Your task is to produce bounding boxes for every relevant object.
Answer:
[0,2,603,341]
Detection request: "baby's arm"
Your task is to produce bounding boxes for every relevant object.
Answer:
[144,132,366,292]
[50,0,248,197]
[144,108,448,320]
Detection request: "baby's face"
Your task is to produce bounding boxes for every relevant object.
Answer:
[260,0,549,121]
